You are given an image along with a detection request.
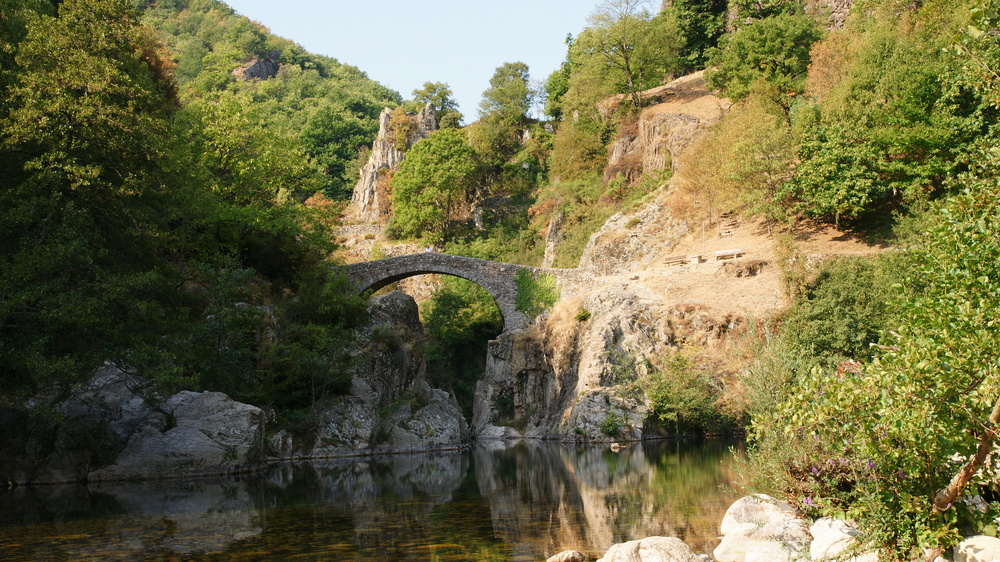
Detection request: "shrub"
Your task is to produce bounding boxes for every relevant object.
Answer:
[514,269,560,318]
[705,13,823,102]
[645,351,733,435]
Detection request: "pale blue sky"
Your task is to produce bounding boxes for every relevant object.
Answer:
[223,0,599,121]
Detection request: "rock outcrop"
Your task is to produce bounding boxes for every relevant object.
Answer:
[602,72,730,180]
[270,290,468,458]
[472,278,737,441]
[0,363,267,485]
[347,104,438,224]
[232,51,281,81]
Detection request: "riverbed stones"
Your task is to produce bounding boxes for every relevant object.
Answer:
[547,550,585,562]
[597,536,705,562]
[713,494,811,562]
[810,517,861,560]
[954,535,1000,562]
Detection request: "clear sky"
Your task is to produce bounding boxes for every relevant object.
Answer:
[222,0,599,122]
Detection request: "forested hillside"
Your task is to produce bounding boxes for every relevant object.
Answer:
[4,0,1000,555]
[0,0,385,422]
[367,0,1000,557]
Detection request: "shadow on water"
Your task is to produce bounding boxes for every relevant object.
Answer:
[0,438,741,561]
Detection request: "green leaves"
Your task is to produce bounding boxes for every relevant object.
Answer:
[753,157,1000,558]
[705,13,823,102]
[389,128,478,241]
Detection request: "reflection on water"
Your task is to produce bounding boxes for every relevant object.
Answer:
[0,439,740,561]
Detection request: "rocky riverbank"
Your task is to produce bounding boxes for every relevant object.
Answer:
[0,291,468,486]
[549,494,1000,562]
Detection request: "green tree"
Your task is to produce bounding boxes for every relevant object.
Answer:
[471,62,532,165]
[583,0,684,107]
[705,13,823,102]
[423,277,503,419]
[662,0,727,71]
[389,129,478,241]
[412,81,463,127]
[0,0,185,392]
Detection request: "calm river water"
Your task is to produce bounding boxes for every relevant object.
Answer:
[0,438,741,561]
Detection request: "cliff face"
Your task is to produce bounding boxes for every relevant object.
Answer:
[346,104,438,224]
[272,290,469,457]
[473,282,740,441]
[604,72,730,183]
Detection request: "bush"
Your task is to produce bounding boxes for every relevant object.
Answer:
[645,352,733,435]
[748,166,1000,559]
[705,13,823,102]
[514,269,559,318]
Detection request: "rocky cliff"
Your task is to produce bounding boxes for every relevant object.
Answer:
[271,290,468,458]
[346,104,438,224]
[602,72,730,183]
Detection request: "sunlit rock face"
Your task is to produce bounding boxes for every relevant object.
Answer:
[347,104,438,223]
[273,291,468,459]
[473,286,666,442]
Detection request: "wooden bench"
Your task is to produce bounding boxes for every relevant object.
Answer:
[664,254,688,265]
[714,249,743,261]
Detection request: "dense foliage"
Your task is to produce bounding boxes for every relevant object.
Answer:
[729,1,1000,557]
[139,0,399,198]
[0,0,368,421]
[388,129,478,242]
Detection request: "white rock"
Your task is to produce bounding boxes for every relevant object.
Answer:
[810,517,861,560]
[954,535,1000,562]
[598,536,704,562]
[713,495,811,562]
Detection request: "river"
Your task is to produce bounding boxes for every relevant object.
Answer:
[0,438,741,561]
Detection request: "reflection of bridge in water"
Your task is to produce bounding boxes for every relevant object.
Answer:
[344,253,582,332]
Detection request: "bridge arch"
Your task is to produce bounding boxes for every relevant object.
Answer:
[344,253,533,332]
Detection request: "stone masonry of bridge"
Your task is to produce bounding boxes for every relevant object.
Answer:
[343,253,587,332]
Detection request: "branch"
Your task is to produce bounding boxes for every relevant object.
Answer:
[923,396,1000,561]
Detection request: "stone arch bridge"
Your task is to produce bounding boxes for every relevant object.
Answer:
[344,253,579,332]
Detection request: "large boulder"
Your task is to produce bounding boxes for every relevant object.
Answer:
[954,535,1000,562]
[598,536,706,562]
[89,389,266,481]
[713,495,811,562]
[810,517,861,560]
[0,363,267,484]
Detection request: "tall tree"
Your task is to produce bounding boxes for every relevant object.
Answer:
[584,0,682,107]
[0,0,184,391]
[389,129,478,242]
[471,61,532,165]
